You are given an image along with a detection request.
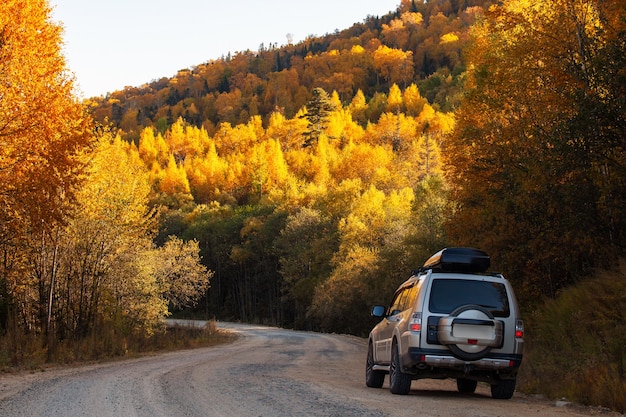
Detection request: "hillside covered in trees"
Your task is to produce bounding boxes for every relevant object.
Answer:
[84,0,493,330]
[86,0,487,140]
[1,0,625,411]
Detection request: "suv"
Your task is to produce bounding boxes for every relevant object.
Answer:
[366,247,523,399]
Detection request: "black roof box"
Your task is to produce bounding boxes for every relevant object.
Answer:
[423,247,490,273]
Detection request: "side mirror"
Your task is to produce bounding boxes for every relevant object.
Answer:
[371,305,386,318]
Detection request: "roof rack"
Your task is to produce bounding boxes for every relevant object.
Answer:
[421,247,491,273]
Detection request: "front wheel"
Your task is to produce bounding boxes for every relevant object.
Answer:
[389,343,412,395]
[365,342,385,388]
[491,378,516,399]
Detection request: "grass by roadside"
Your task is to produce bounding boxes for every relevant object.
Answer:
[0,319,237,372]
[518,260,626,413]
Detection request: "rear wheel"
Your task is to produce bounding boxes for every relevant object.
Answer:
[365,342,385,388]
[456,378,477,394]
[491,378,516,399]
[389,343,412,395]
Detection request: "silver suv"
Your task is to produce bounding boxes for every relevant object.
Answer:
[366,248,523,399]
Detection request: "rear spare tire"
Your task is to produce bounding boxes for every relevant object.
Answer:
[437,305,502,361]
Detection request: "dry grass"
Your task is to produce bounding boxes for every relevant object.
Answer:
[519,260,626,413]
[0,319,236,371]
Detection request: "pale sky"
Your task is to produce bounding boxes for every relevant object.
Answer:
[51,0,400,98]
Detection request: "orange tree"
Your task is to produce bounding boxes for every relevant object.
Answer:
[0,0,92,330]
[444,0,626,298]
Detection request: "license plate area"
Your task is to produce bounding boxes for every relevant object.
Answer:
[452,323,495,341]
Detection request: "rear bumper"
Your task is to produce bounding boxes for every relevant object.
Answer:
[423,353,520,369]
[405,347,522,377]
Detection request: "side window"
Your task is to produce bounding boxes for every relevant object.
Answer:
[402,285,418,310]
[387,290,405,316]
[388,284,417,316]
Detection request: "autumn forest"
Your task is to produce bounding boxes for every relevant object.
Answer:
[1,0,625,410]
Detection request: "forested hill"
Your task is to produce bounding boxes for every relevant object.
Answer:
[87,0,495,139]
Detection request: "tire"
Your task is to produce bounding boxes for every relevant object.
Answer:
[491,378,516,399]
[365,342,385,388]
[451,304,494,319]
[456,378,478,394]
[448,343,492,361]
[389,343,412,395]
[446,305,494,361]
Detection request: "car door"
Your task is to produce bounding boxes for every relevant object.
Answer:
[375,288,409,364]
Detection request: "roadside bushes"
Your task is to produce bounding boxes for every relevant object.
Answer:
[520,260,626,412]
[0,319,234,369]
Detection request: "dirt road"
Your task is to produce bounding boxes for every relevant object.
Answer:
[0,322,620,416]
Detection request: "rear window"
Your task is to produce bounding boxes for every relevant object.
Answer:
[429,279,510,317]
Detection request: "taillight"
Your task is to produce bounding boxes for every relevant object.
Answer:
[410,312,422,332]
[515,320,524,338]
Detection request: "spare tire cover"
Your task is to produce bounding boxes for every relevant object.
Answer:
[437,305,499,361]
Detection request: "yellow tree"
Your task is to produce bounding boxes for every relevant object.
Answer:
[325,107,365,147]
[365,112,420,152]
[426,111,455,137]
[310,135,336,187]
[266,110,308,151]
[153,237,212,310]
[159,154,191,196]
[53,134,162,337]
[0,0,92,331]
[416,102,436,130]
[244,139,290,200]
[138,127,159,165]
[52,135,211,338]
[348,89,368,126]
[386,83,404,114]
[263,139,290,193]
[339,185,416,255]
[310,185,416,334]
[138,126,170,170]
[165,117,206,163]
[372,45,415,87]
[331,142,394,190]
[403,83,427,117]
[213,120,260,155]
[184,142,228,204]
[336,185,402,253]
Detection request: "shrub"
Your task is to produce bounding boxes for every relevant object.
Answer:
[520,260,626,412]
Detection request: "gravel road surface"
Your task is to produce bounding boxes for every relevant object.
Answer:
[0,322,621,417]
